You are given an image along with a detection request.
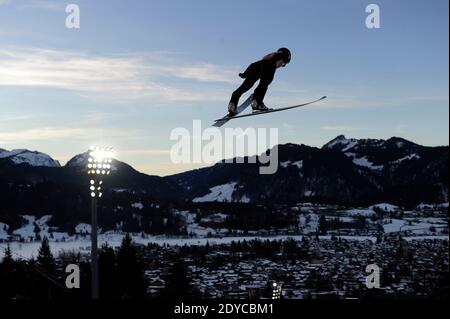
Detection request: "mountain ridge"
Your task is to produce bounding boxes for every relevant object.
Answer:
[1,136,448,206]
[0,148,60,167]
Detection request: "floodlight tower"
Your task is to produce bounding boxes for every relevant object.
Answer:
[87,146,113,299]
[271,281,283,299]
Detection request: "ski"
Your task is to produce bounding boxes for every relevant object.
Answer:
[212,94,253,128]
[214,96,327,122]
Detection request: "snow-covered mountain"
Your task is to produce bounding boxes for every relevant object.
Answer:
[0,148,60,167]
[0,136,448,240]
[322,135,423,171]
[0,136,448,206]
[323,135,383,151]
[168,136,449,205]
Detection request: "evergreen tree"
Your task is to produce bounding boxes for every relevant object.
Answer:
[163,259,194,299]
[2,244,14,267]
[116,234,147,298]
[0,244,15,299]
[99,242,117,299]
[37,237,55,273]
[34,238,59,299]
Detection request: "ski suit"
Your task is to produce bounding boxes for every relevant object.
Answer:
[230,52,286,106]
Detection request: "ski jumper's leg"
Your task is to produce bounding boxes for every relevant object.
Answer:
[230,64,260,105]
[253,61,276,104]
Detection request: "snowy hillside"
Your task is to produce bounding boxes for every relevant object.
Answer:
[322,135,423,172]
[193,182,250,203]
[0,148,60,167]
[1,136,448,206]
[323,135,365,152]
[12,215,68,241]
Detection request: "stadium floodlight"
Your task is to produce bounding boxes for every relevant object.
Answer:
[87,146,113,300]
[87,146,114,199]
[270,281,282,299]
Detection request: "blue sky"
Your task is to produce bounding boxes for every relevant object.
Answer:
[0,0,448,175]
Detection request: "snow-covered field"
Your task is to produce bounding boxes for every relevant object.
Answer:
[7,214,97,241]
[192,182,251,203]
[383,218,447,234]
[370,203,399,213]
[12,215,69,241]
[193,182,238,203]
[351,156,384,170]
[345,208,376,217]
[0,234,374,260]
[75,223,92,234]
[1,201,447,260]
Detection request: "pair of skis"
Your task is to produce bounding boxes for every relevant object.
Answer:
[213,95,327,127]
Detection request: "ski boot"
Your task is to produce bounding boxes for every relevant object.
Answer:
[251,100,270,112]
[228,102,237,116]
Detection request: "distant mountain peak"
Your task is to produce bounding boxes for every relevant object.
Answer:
[323,135,417,153]
[0,148,60,167]
[385,137,418,148]
[65,151,121,173]
[322,135,360,152]
[65,152,89,168]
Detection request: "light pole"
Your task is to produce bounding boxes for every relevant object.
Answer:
[87,146,113,300]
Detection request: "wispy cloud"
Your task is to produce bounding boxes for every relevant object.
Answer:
[0,113,34,122]
[0,126,141,145]
[0,0,62,10]
[121,149,171,156]
[0,47,238,103]
[168,64,237,84]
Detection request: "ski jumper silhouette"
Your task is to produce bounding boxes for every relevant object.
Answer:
[228,48,291,115]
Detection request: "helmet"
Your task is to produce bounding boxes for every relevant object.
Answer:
[277,47,291,64]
